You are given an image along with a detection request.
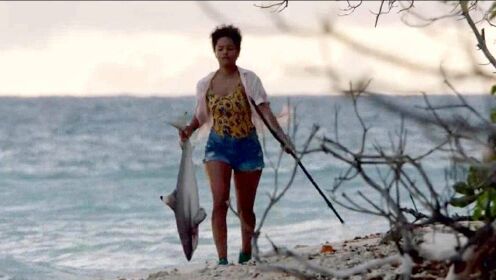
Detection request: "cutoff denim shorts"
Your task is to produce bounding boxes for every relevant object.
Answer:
[203,129,265,172]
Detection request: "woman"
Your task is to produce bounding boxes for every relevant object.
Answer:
[179,25,294,265]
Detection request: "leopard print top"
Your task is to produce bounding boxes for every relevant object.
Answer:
[207,83,255,138]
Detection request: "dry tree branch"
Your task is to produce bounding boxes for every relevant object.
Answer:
[265,3,493,85]
[259,235,408,279]
[370,0,405,27]
[398,0,463,27]
[196,1,496,278]
[338,0,363,16]
[461,0,496,70]
[443,79,490,125]
[358,190,396,218]
[254,1,289,13]
[256,1,495,278]
[373,0,387,27]
[359,90,496,140]
[397,0,415,14]
[332,166,360,192]
[252,112,320,263]
[400,207,429,221]
[315,77,496,276]
[336,192,389,217]
[398,167,438,211]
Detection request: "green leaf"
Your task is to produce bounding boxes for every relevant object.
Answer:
[488,189,496,217]
[491,197,496,217]
[479,191,489,203]
[473,206,483,220]
[453,181,474,195]
[476,192,489,217]
[467,166,490,188]
[450,195,477,207]
[491,108,496,123]
[491,85,496,95]
[467,166,482,187]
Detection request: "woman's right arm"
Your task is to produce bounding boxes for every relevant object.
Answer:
[256,103,295,155]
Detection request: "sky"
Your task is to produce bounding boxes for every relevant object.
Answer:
[1,1,494,97]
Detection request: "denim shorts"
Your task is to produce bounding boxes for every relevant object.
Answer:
[203,129,265,172]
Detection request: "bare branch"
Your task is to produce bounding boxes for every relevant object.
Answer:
[254,1,289,13]
[338,0,363,16]
[262,235,406,279]
[461,0,496,70]
[373,0,387,27]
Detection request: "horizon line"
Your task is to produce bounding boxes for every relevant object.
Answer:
[0,91,489,99]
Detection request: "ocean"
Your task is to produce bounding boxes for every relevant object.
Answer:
[0,94,492,280]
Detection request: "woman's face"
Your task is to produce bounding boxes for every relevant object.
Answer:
[214,37,239,67]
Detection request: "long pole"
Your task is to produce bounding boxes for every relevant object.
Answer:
[249,98,345,224]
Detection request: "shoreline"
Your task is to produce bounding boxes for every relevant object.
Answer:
[109,221,486,280]
[119,231,401,280]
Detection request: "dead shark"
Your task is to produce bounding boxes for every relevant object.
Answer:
[161,121,207,261]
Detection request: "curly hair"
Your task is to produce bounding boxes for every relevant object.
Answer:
[210,25,242,50]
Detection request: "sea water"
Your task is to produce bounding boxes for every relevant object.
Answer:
[0,94,492,279]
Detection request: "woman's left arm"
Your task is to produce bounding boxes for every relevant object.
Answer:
[256,102,295,154]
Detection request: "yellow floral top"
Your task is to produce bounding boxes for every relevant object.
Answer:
[207,82,255,138]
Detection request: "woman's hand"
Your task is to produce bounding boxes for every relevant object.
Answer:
[179,125,194,142]
[280,133,296,155]
[179,117,199,143]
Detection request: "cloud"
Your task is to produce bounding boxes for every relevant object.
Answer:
[1,2,493,96]
[1,1,213,50]
[0,1,401,50]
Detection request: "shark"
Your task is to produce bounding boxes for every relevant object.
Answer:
[161,121,207,261]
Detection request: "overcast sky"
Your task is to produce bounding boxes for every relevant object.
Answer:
[1,1,493,96]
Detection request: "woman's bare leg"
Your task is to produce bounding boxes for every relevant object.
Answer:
[205,161,232,260]
[234,169,262,254]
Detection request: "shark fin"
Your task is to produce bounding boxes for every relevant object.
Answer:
[167,121,186,131]
[163,190,177,211]
[165,112,203,144]
[193,207,207,226]
[166,112,190,131]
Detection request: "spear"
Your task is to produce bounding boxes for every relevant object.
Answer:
[249,98,345,224]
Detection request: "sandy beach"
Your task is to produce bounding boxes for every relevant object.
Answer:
[118,231,404,280]
[116,223,466,280]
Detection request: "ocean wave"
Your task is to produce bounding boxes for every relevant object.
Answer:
[0,95,491,278]
[0,255,89,280]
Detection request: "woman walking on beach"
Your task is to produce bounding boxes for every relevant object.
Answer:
[179,25,294,265]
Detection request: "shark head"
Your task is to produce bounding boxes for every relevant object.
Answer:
[178,219,203,261]
[180,228,195,261]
